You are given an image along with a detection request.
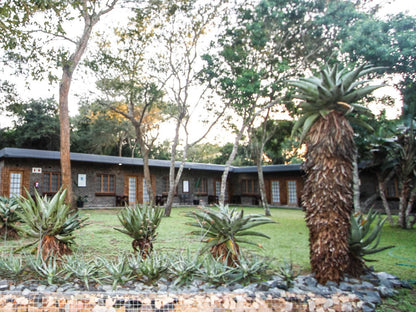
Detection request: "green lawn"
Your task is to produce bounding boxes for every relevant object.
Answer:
[73,206,416,283]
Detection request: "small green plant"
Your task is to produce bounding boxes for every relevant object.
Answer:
[196,255,235,286]
[129,252,169,284]
[63,254,102,290]
[0,252,26,280]
[348,208,394,276]
[0,196,23,239]
[277,259,299,289]
[186,204,275,266]
[114,205,163,258]
[230,254,273,285]
[28,254,64,285]
[169,249,203,286]
[14,189,89,259]
[99,255,133,290]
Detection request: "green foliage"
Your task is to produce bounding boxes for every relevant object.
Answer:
[186,204,275,256]
[349,209,394,262]
[169,249,203,286]
[229,254,273,285]
[99,255,133,290]
[28,254,64,285]
[62,254,102,290]
[0,252,26,280]
[0,196,23,237]
[277,259,299,289]
[129,252,169,284]
[114,205,163,242]
[196,255,235,286]
[14,188,88,252]
[290,64,384,142]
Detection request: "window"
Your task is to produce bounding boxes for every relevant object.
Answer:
[271,181,280,203]
[10,172,22,197]
[195,177,207,195]
[287,180,297,204]
[241,179,256,195]
[96,174,115,194]
[128,177,136,204]
[43,172,62,193]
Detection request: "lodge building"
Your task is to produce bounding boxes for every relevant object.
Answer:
[0,147,304,208]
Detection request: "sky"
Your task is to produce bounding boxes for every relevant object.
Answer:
[1,0,415,143]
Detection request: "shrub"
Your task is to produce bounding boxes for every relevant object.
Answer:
[186,204,275,266]
[0,252,26,280]
[99,255,133,290]
[63,254,102,290]
[129,252,169,284]
[114,205,163,258]
[14,189,88,259]
[0,196,22,239]
[348,208,394,276]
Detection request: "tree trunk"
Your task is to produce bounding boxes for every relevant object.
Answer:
[352,153,361,213]
[59,72,73,206]
[164,114,184,217]
[398,178,411,228]
[405,184,416,229]
[376,171,394,226]
[256,154,270,216]
[303,111,355,284]
[58,2,117,206]
[219,128,245,206]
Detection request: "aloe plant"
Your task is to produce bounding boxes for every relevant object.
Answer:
[186,204,275,266]
[348,208,394,276]
[14,188,88,259]
[114,205,163,258]
[0,196,23,239]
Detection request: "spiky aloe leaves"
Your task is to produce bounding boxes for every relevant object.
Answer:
[290,64,384,142]
[114,205,163,258]
[186,204,275,267]
[14,188,88,259]
[347,208,394,276]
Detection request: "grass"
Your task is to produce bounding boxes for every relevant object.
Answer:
[72,206,415,282]
[1,205,415,311]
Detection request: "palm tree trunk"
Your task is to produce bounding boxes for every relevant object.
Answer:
[303,111,355,284]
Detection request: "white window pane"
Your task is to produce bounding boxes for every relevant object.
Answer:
[10,173,21,197]
[287,180,297,204]
[128,178,136,204]
[272,181,280,203]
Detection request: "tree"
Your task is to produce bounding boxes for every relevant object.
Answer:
[289,64,383,284]
[7,98,60,150]
[1,0,118,205]
[88,13,165,206]
[142,0,227,216]
[72,101,136,156]
[202,0,344,206]
[338,12,416,228]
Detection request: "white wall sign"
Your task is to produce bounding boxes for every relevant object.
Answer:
[32,167,42,173]
[78,174,87,187]
[183,180,189,193]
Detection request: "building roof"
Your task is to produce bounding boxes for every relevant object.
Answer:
[0,147,301,173]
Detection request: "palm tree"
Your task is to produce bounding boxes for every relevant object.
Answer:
[289,63,383,284]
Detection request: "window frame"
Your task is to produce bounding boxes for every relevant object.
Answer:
[194,177,208,196]
[42,172,62,195]
[95,174,116,195]
[241,179,257,195]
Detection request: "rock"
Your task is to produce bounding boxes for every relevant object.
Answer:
[361,301,376,312]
